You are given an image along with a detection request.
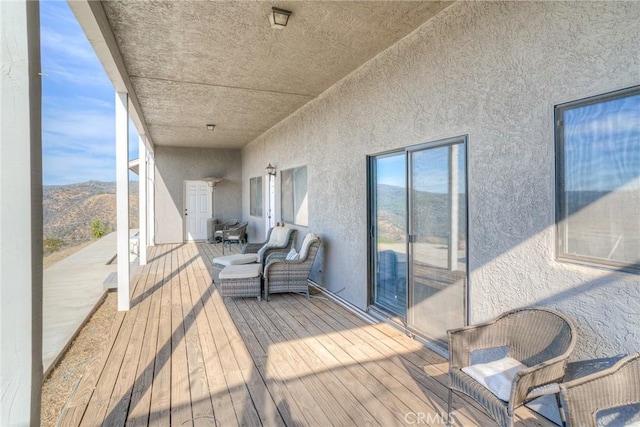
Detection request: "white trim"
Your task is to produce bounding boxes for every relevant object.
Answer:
[116,91,130,311]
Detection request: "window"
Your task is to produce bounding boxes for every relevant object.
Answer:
[556,86,640,272]
[250,176,262,217]
[281,166,308,226]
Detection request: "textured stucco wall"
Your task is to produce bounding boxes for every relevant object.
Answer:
[155,146,242,244]
[242,1,640,359]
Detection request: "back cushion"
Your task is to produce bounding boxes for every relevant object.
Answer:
[269,227,289,246]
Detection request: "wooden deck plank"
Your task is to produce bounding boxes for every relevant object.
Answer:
[169,243,193,426]
[194,246,268,427]
[147,245,175,427]
[179,244,217,427]
[102,255,158,426]
[61,243,557,427]
[255,294,382,427]
[232,297,339,426]
[197,244,285,427]
[184,244,240,427]
[264,294,406,426]
[78,254,152,426]
[125,247,165,426]
[311,294,556,427]
[207,288,283,426]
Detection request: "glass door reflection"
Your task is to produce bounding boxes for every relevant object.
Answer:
[408,141,467,346]
[372,153,407,317]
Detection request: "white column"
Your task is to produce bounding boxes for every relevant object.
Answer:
[448,144,459,271]
[138,136,148,265]
[148,152,155,246]
[0,0,43,424]
[116,91,130,311]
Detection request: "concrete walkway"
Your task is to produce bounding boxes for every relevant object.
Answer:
[42,233,118,375]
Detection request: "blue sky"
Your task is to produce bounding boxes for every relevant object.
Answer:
[41,0,138,185]
[564,94,640,192]
[377,145,466,194]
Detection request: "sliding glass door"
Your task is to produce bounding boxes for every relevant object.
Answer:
[370,153,407,317]
[408,139,467,345]
[369,137,467,347]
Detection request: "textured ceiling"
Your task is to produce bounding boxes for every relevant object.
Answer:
[102,1,452,148]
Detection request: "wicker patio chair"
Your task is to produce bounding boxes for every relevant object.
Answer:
[263,233,321,301]
[559,352,640,427]
[447,307,577,427]
[241,225,297,264]
[213,219,238,242]
[222,221,248,246]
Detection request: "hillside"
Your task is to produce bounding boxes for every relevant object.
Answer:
[376,184,467,244]
[43,181,139,254]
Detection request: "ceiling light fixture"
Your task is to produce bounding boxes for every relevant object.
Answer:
[206,124,215,131]
[269,7,292,29]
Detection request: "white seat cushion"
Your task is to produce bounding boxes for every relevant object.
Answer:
[219,263,263,280]
[213,253,258,267]
[461,356,527,401]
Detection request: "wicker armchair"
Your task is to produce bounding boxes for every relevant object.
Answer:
[263,233,321,301]
[213,219,238,242]
[241,226,297,264]
[447,307,577,427]
[559,352,640,427]
[222,222,248,246]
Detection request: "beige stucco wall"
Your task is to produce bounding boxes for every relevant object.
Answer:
[242,1,640,358]
[154,146,242,244]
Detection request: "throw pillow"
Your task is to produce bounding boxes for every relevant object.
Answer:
[286,248,299,261]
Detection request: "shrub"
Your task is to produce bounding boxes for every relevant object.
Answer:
[90,219,108,239]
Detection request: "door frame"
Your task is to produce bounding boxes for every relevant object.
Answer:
[265,172,276,236]
[183,179,212,242]
[367,135,470,349]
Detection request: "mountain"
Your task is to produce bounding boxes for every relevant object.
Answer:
[376,184,467,243]
[43,181,139,252]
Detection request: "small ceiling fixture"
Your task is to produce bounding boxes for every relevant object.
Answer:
[206,124,215,131]
[266,163,277,175]
[269,7,292,29]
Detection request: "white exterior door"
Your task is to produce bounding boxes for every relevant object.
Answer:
[184,180,211,241]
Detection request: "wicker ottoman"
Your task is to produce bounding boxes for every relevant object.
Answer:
[218,264,263,301]
[212,253,259,283]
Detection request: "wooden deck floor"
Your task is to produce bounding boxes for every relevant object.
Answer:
[59,243,554,427]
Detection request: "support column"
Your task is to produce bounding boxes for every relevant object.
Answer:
[0,0,43,424]
[148,152,155,246]
[138,136,147,265]
[116,92,130,311]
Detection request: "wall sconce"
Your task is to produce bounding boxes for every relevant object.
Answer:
[269,7,292,28]
[266,163,276,176]
[206,124,215,131]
